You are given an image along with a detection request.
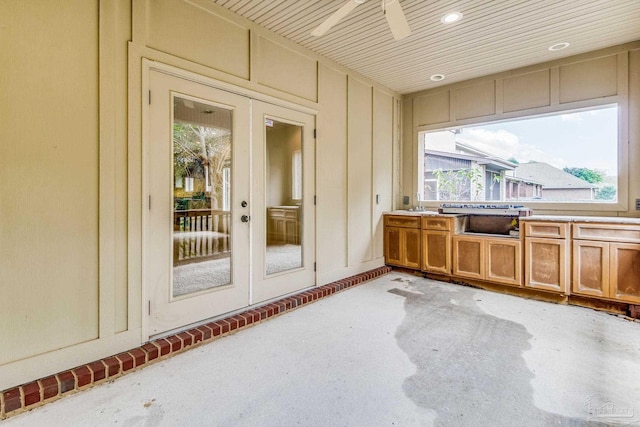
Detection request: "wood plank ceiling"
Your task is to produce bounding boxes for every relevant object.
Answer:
[212,0,640,94]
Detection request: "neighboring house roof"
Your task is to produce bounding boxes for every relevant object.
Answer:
[454,141,517,171]
[425,149,516,172]
[504,175,543,186]
[514,162,596,189]
[455,141,497,157]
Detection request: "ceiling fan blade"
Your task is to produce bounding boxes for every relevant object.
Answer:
[383,0,411,40]
[311,0,361,37]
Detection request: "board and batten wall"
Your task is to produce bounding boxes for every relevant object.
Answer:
[0,0,399,390]
[403,42,640,217]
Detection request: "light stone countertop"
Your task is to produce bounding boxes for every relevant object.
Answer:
[524,215,640,225]
[383,210,457,217]
[383,210,640,225]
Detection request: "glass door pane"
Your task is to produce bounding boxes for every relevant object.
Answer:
[265,119,303,275]
[172,96,232,297]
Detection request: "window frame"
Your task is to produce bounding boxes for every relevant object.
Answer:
[414,102,628,213]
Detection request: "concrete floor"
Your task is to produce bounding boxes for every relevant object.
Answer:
[3,272,640,426]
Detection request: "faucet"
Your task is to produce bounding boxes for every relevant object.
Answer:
[411,192,426,211]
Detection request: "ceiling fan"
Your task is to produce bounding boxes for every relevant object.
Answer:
[311,0,411,41]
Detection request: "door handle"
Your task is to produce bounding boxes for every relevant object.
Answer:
[241,215,250,223]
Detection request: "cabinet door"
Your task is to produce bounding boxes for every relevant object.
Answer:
[572,240,609,298]
[384,227,402,266]
[524,237,569,293]
[275,218,286,244]
[403,228,422,269]
[285,219,297,244]
[486,238,521,286]
[453,236,484,280]
[422,230,451,274]
[384,225,420,269]
[610,243,640,304]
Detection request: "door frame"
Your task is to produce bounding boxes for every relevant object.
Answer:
[141,60,318,340]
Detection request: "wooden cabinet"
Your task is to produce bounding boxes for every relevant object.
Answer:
[421,217,452,275]
[267,207,300,245]
[384,215,421,269]
[573,223,640,303]
[523,221,570,293]
[382,214,640,311]
[573,240,609,298]
[610,243,640,303]
[453,235,484,280]
[486,238,521,286]
[453,235,521,286]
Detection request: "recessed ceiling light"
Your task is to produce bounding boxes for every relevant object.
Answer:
[548,42,570,51]
[441,12,463,24]
[430,74,445,82]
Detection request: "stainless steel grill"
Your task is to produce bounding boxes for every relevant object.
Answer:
[438,203,532,216]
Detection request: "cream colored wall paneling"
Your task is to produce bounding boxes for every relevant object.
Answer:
[454,81,496,120]
[393,98,403,211]
[256,36,318,102]
[503,69,551,113]
[101,0,132,336]
[115,0,133,334]
[628,49,640,217]
[372,89,394,260]
[347,77,374,265]
[0,0,100,366]
[414,91,450,127]
[402,96,414,208]
[145,0,250,80]
[316,65,349,282]
[409,48,631,133]
[560,55,618,104]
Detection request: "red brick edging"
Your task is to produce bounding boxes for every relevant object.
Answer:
[0,266,391,419]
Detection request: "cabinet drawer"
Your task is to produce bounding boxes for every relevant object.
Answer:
[268,208,285,217]
[523,221,568,239]
[384,215,420,228]
[422,217,450,231]
[573,223,640,243]
[285,210,298,219]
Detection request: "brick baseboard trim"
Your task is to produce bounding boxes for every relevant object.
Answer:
[0,266,391,419]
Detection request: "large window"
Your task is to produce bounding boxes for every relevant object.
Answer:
[419,105,618,203]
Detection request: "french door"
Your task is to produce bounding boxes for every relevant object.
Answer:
[251,101,316,303]
[146,70,251,336]
[145,68,315,337]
